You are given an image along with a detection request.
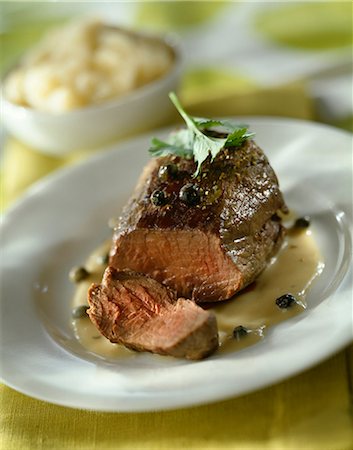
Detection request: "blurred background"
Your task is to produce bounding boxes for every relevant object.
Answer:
[0,1,352,207]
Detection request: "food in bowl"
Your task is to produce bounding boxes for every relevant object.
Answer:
[3,18,175,113]
[1,21,180,153]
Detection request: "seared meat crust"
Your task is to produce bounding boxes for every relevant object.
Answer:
[110,140,286,302]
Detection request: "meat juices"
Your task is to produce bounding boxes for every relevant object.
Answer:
[88,268,219,360]
[110,140,287,303]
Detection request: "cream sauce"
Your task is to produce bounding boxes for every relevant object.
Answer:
[215,228,323,352]
[72,241,134,359]
[71,228,323,359]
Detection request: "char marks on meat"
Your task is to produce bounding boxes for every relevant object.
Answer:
[87,267,219,360]
[110,140,287,302]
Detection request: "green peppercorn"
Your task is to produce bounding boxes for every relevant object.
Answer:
[179,184,200,206]
[72,305,89,319]
[233,325,249,340]
[275,293,297,309]
[150,189,168,206]
[158,164,178,181]
[69,266,90,283]
[294,216,311,229]
[271,214,281,222]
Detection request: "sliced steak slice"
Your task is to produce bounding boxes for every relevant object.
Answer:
[87,267,219,360]
[110,139,287,302]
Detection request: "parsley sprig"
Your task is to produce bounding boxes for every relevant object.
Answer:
[149,92,255,175]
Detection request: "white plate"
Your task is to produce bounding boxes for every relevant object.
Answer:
[1,118,352,412]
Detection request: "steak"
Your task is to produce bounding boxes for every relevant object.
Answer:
[110,139,287,302]
[87,267,219,360]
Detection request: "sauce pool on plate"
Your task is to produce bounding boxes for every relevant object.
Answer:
[71,225,323,359]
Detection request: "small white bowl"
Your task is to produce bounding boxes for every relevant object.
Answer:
[1,37,182,156]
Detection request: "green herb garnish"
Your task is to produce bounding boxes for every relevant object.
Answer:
[149,92,255,175]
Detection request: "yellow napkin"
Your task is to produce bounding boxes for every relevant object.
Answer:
[0,139,94,210]
[1,348,352,450]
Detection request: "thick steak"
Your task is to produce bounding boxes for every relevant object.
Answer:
[87,267,219,360]
[110,140,287,302]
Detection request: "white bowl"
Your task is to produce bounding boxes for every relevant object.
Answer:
[1,37,182,156]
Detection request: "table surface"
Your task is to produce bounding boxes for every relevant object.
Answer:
[1,345,353,450]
